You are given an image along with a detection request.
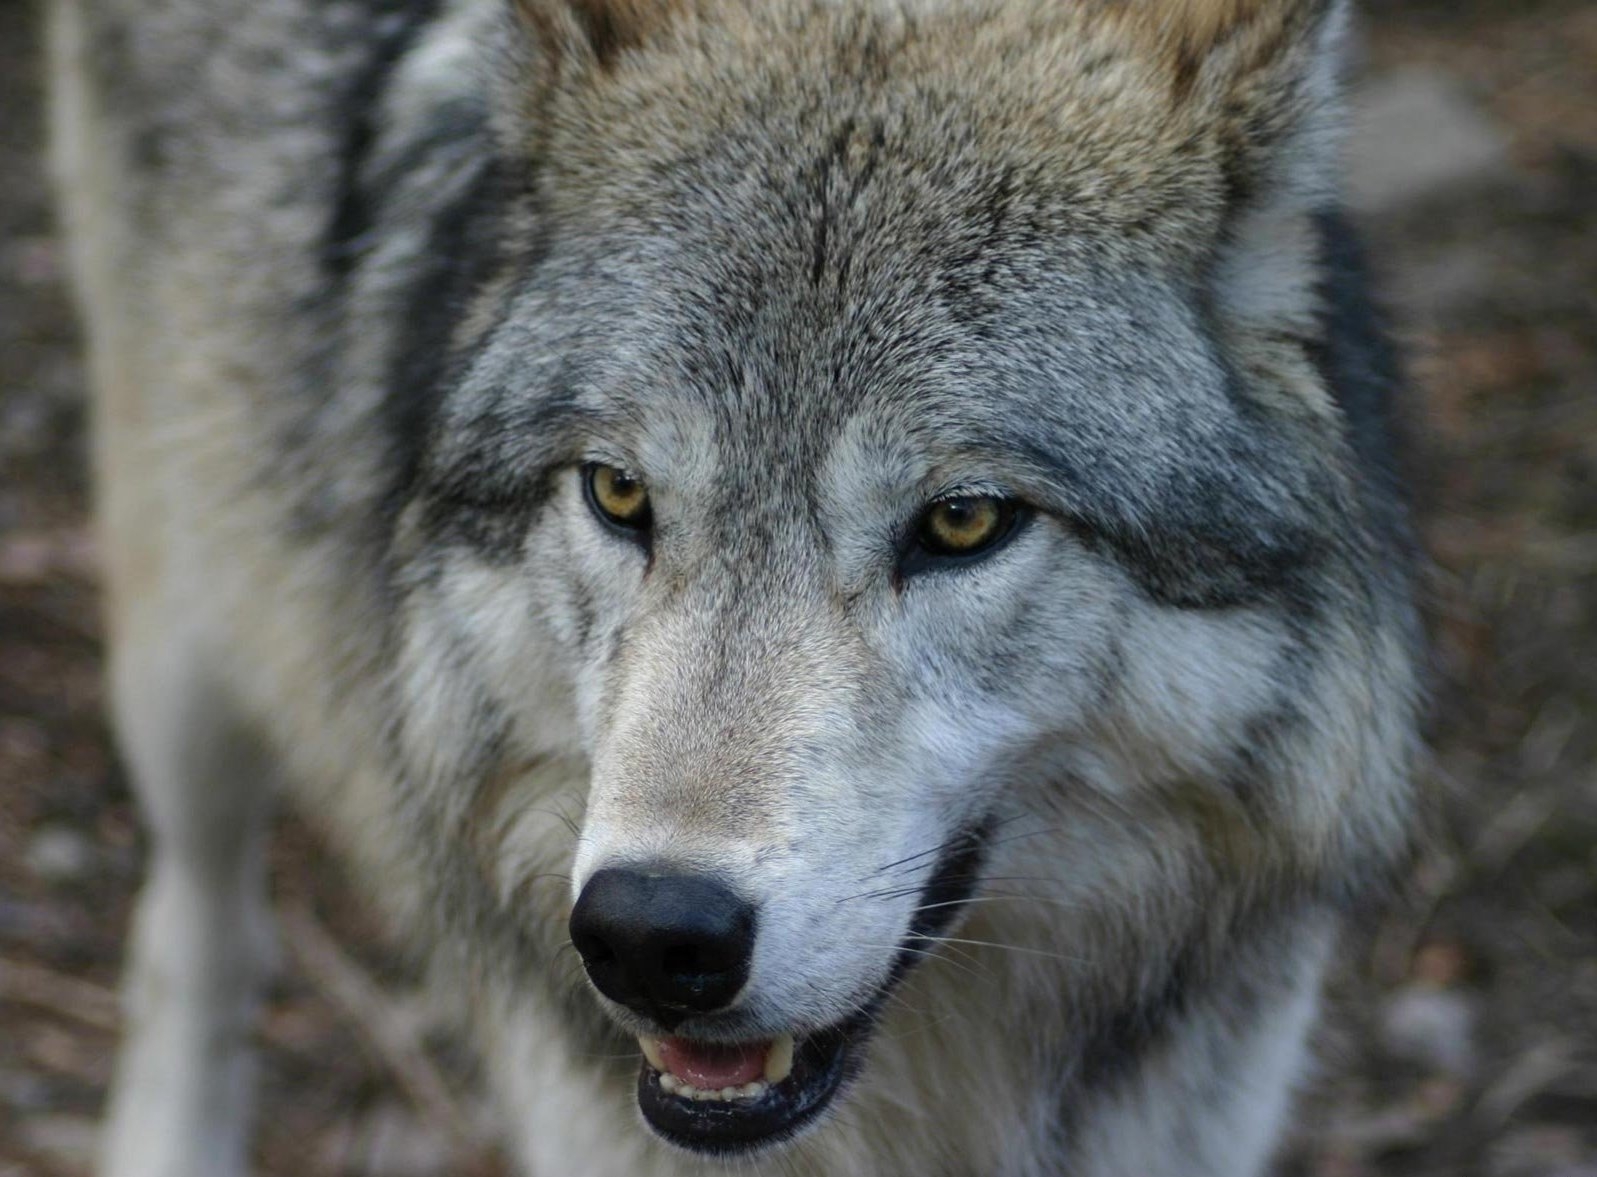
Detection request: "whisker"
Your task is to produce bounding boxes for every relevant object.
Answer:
[851,942,991,983]
[838,813,1075,907]
[970,823,1068,858]
[837,872,1075,907]
[835,883,926,905]
[869,986,968,1043]
[861,814,1030,881]
[522,807,582,839]
[969,875,1076,889]
[909,892,1084,915]
[862,841,958,880]
[875,1006,965,1044]
[881,823,1066,880]
[907,933,1087,966]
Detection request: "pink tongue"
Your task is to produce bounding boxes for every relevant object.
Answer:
[657,1037,770,1089]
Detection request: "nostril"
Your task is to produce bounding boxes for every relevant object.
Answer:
[660,943,702,976]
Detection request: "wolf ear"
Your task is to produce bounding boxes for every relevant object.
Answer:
[1135,0,1352,384]
[493,0,691,155]
[1138,0,1347,197]
[507,0,686,71]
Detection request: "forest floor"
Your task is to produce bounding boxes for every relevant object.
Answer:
[2,0,1595,1173]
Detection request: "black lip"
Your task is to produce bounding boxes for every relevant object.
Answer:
[629,818,998,1154]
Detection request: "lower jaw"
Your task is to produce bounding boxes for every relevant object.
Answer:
[635,1021,863,1154]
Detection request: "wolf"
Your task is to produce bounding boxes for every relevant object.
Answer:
[49,0,1422,1173]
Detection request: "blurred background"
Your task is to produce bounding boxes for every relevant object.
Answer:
[2,0,1594,1173]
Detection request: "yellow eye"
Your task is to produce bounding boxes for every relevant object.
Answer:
[584,463,652,531]
[916,496,1016,558]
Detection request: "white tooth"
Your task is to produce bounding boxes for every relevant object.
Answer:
[677,1083,697,1099]
[739,1081,766,1099]
[659,1073,680,1094]
[764,1034,795,1084]
[694,1087,718,1102]
[720,1086,740,1101]
[639,1037,666,1072]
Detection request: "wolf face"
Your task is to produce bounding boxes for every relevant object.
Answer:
[373,0,1418,1157]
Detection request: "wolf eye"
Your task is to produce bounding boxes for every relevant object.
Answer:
[903,495,1025,573]
[583,463,652,534]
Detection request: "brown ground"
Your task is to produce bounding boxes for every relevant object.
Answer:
[2,1,1595,1174]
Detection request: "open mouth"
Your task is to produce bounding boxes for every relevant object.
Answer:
[634,1021,863,1153]
[620,819,996,1153]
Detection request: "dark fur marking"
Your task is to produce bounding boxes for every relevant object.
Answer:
[1057,906,1301,1156]
[566,0,683,70]
[1002,433,1320,610]
[417,440,560,562]
[571,2,631,68]
[568,580,595,648]
[321,0,444,279]
[935,166,1019,330]
[808,118,846,286]
[413,357,606,561]
[382,153,506,510]
[1308,212,1417,565]
[1076,944,1201,1091]
[1220,709,1300,827]
[807,117,885,291]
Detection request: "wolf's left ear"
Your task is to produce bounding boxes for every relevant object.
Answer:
[1137,0,1353,372]
[509,0,685,69]
[491,0,689,150]
[1147,0,1347,186]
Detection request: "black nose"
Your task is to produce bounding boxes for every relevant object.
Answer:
[569,868,756,1022]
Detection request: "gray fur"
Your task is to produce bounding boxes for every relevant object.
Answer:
[50,0,1422,1173]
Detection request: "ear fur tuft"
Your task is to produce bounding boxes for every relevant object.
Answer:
[510,0,688,69]
[1112,0,1337,111]
[1150,0,1330,52]
[567,0,690,66]
[493,0,691,157]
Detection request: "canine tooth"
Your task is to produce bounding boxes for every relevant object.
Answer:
[764,1034,795,1084]
[677,1083,698,1099]
[739,1081,766,1098]
[659,1072,680,1094]
[639,1037,666,1072]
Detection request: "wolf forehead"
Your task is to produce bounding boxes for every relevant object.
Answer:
[522,0,1323,246]
[415,0,1353,602]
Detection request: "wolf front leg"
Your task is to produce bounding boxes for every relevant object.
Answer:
[98,636,277,1177]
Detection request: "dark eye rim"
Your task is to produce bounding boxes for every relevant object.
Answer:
[581,461,653,542]
[899,495,1031,577]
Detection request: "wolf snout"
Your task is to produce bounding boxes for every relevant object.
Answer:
[569,868,757,1023]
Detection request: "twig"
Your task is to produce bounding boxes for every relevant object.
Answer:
[279,904,480,1149]
[1476,1041,1576,1128]
[0,956,121,1032]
